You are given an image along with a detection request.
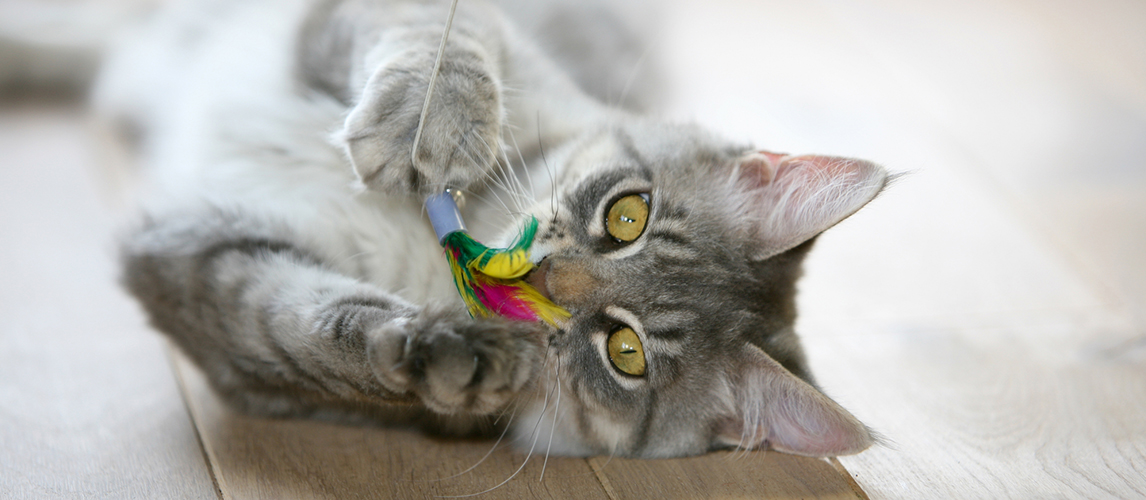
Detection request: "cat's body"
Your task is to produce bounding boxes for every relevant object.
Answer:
[100,0,885,458]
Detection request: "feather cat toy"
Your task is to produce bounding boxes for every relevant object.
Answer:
[416,0,569,327]
[425,191,570,326]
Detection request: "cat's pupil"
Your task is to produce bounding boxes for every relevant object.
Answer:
[607,327,646,376]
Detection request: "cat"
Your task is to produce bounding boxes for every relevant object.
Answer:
[96,0,887,458]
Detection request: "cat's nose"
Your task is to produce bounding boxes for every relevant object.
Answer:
[525,258,552,301]
[538,258,600,307]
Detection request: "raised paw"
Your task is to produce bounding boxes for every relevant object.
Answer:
[367,311,544,414]
[342,51,503,196]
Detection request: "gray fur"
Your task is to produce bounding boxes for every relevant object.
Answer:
[115,0,885,458]
[123,208,542,423]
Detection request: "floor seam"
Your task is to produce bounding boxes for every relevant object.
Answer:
[585,458,620,500]
[166,343,228,500]
[829,457,870,500]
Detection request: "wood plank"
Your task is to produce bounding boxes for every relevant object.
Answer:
[795,146,1146,498]
[588,453,866,499]
[177,336,867,499]
[172,351,611,500]
[814,324,1146,499]
[1028,185,1146,326]
[0,104,219,499]
[659,0,1146,498]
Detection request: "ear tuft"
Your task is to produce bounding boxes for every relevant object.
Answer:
[735,151,887,260]
[716,345,874,457]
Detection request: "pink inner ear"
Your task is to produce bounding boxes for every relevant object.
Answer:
[763,386,873,456]
[717,346,874,457]
[736,150,789,187]
[734,151,887,260]
[768,154,877,211]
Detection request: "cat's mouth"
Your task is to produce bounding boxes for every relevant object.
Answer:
[524,257,553,302]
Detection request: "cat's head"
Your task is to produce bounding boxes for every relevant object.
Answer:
[510,120,885,458]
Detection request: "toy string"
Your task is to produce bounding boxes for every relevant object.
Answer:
[410,0,458,168]
[415,0,569,327]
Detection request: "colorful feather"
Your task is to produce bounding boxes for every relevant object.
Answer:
[426,191,570,327]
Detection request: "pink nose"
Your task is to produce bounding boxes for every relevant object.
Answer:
[525,258,552,301]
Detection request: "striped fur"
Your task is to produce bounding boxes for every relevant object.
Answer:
[107,0,885,458]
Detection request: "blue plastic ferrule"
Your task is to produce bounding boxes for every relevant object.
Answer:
[425,190,466,244]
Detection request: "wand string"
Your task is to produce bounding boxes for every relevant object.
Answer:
[410,0,459,170]
[412,0,569,327]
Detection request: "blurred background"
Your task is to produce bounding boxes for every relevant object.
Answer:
[2,0,1143,498]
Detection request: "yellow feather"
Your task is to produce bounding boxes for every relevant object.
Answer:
[473,249,533,279]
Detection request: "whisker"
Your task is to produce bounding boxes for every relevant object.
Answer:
[487,130,530,214]
[539,351,562,482]
[534,111,558,223]
[745,406,761,460]
[491,395,518,427]
[501,149,534,216]
[504,125,537,206]
[428,409,517,483]
[483,137,529,215]
[501,135,535,205]
[329,249,377,270]
[446,131,514,209]
[735,409,750,460]
[596,441,619,474]
[482,145,532,219]
[436,345,559,498]
[612,42,653,112]
[471,154,515,217]
[461,190,530,221]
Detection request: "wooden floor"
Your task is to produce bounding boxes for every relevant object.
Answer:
[2,0,1144,498]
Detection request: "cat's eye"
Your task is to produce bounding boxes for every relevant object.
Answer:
[605,194,649,243]
[607,327,646,376]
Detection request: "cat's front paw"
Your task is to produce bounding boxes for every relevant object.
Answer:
[343,53,502,196]
[367,311,544,414]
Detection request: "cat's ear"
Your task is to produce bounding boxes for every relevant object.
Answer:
[715,344,874,456]
[733,151,887,260]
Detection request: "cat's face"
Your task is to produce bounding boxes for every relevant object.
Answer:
[509,121,885,458]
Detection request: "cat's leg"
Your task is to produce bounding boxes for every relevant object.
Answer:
[300,1,511,196]
[122,209,544,416]
[300,0,618,193]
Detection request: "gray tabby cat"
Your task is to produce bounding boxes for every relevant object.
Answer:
[101,0,886,458]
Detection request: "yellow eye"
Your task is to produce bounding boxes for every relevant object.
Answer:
[605,194,649,242]
[607,327,646,376]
